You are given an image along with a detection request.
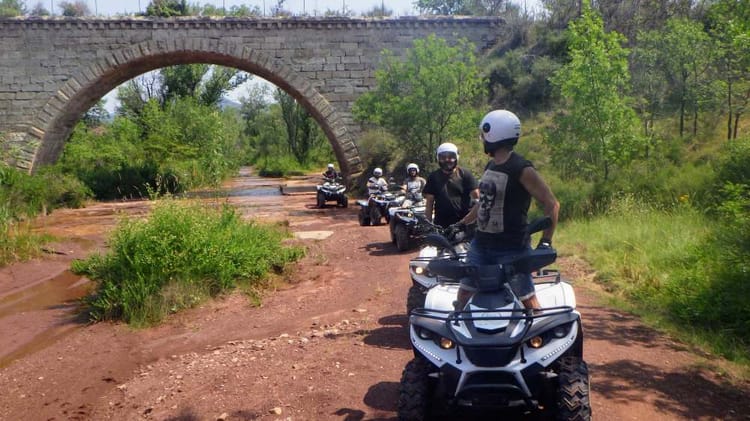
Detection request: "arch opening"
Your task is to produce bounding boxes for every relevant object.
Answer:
[28,42,363,178]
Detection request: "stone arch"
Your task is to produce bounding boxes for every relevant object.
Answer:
[28,38,362,176]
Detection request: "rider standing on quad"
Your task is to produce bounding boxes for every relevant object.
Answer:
[423,143,479,228]
[454,109,560,311]
[401,163,426,206]
[367,167,388,196]
[323,163,339,179]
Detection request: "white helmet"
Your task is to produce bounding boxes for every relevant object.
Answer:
[327,163,334,170]
[436,142,459,160]
[373,167,383,177]
[480,110,521,153]
[406,163,419,174]
[436,142,459,172]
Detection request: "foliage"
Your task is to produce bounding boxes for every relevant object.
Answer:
[82,100,110,128]
[144,0,190,17]
[0,0,23,16]
[238,86,334,172]
[28,2,50,16]
[548,4,642,182]
[486,50,560,113]
[635,19,718,139]
[353,35,483,166]
[58,97,242,199]
[706,0,750,140]
[58,0,89,16]
[362,4,393,17]
[275,89,326,165]
[73,200,304,326]
[558,200,749,363]
[0,163,87,266]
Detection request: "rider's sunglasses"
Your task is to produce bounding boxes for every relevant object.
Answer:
[438,153,457,161]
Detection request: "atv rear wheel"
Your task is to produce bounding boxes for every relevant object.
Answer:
[398,357,434,421]
[395,223,410,251]
[406,285,426,315]
[370,206,383,226]
[556,357,591,421]
[316,192,326,208]
[358,207,371,226]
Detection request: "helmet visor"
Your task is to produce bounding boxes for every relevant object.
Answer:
[437,152,457,161]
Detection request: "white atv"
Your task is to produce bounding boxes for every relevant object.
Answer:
[398,218,591,420]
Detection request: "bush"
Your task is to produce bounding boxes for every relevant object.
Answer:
[73,200,304,326]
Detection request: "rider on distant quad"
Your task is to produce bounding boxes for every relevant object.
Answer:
[367,167,388,196]
[323,163,339,179]
[401,163,426,207]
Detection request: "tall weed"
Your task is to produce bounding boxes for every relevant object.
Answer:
[558,201,749,362]
[73,200,304,326]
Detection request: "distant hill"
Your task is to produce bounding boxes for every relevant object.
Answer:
[219,97,242,110]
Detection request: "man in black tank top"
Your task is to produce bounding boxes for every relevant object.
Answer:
[454,110,560,311]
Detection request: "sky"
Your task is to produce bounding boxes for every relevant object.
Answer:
[54,0,422,16]
[50,0,544,20]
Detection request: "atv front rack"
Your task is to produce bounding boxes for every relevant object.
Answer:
[411,305,575,323]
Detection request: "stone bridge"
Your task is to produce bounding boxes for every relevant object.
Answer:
[0,16,505,175]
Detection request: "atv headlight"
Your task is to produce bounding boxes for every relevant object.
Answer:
[439,337,455,349]
[528,336,544,349]
[409,264,431,278]
[553,325,568,338]
[416,327,433,340]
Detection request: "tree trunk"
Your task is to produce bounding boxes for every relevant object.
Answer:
[734,112,741,140]
[727,78,734,140]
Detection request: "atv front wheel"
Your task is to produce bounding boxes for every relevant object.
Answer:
[406,285,426,315]
[398,357,434,421]
[395,224,410,251]
[556,357,591,421]
[358,208,371,226]
[340,196,348,208]
[316,192,326,208]
[370,206,383,226]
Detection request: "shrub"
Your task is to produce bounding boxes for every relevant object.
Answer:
[73,200,304,326]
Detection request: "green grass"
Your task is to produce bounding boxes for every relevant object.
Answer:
[72,199,305,327]
[557,199,750,367]
[0,216,50,266]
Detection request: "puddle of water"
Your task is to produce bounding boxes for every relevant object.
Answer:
[0,271,91,368]
[0,271,91,319]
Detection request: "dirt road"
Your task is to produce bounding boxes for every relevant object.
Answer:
[0,174,748,420]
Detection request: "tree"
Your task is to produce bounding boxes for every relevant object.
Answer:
[58,0,90,16]
[82,100,110,128]
[548,4,641,181]
[275,89,323,164]
[353,35,483,166]
[28,2,50,16]
[658,18,716,138]
[145,0,190,17]
[707,0,750,140]
[632,29,669,147]
[362,4,393,17]
[0,0,24,17]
